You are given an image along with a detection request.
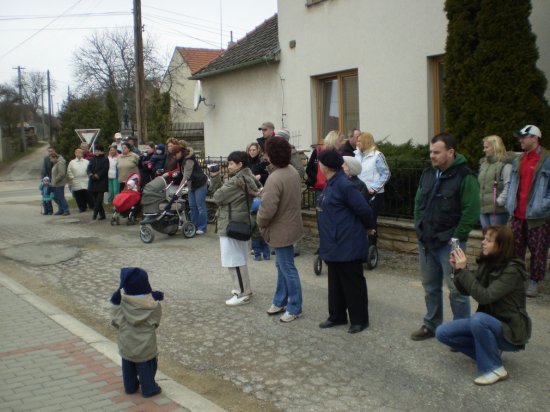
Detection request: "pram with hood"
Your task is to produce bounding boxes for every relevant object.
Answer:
[139,175,196,243]
[111,173,141,225]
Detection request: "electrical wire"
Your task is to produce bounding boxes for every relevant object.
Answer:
[0,0,86,61]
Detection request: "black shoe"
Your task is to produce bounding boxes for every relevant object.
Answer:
[348,324,368,334]
[319,319,347,329]
[62,212,70,216]
[410,325,435,341]
[97,216,106,221]
[143,386,162,398]
[54,211,63,215]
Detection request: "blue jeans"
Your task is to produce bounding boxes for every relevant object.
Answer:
[436,312,523,373]
[479,212,509,228]
[52,186,69,213]
[252,239,270,259]
[188,183,207,232]
[121,357,160,397]
[273,245,303,315]
[418,241,470,332]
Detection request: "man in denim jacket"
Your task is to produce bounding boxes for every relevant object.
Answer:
[505,125,550,297]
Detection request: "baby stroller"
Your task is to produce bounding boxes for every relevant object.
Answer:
[313,195,379,275]
[111,173,141,225]
[139,175,196,243]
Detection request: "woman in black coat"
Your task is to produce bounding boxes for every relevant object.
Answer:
[87,144,110,220]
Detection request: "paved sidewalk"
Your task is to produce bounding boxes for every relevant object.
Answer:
[0,273,225,412]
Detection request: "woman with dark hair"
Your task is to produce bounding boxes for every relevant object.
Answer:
[213,151,262,306]
[436,225,532,385]
[257,136,304,322]
[178,140,208,234]
[87,144,110,221]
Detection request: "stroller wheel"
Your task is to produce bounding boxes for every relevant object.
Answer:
[110,216,116,226]
[182,222,196,238]
[127,214,135,226]
[313,255,323,276]
[140,225,155,243]
[366,245,379,270]
[207,208,217,224]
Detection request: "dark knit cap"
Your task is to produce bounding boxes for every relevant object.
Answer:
[110,267,164,305]
[318,149,344,170]
[95,143,104,152]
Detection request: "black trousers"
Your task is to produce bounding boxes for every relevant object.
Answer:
[73,189,94,212]
[91,191,105,219]
[326,260,369,326]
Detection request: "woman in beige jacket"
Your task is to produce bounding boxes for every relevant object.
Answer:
[257,136,304,322]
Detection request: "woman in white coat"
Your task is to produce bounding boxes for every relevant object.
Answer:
[67,148,93,212]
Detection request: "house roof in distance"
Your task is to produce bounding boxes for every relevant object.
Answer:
[191,14,280,80]
[176,47,224,75]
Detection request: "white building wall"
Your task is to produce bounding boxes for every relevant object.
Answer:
[160,50,206,124]
[277,0,550,148]
[199,64,282,157]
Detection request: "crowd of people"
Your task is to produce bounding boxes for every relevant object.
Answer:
[39,122,548,393]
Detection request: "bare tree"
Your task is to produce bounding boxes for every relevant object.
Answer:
[72,29,164,97]
[20,71,51,116]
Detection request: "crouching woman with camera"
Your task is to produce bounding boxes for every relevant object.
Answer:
[436,225,532,386]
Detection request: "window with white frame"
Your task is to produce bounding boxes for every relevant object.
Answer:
[315,71,359,143]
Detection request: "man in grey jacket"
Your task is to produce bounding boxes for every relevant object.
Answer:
[49,153,70,215]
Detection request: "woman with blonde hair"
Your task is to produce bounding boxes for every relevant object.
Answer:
[306,131,344,190]
[67,148,93,212]
[478,135,513,227]
[354,132,391,218]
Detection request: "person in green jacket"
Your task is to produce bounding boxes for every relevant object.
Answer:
[411,133,481,341]
[111,267,164,397]
[436,225,531,386]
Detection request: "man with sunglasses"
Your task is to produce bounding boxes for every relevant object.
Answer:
[505,125,550,297]
[256,121,275,151]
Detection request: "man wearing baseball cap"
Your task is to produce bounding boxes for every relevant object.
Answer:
[256,121,275,151]
[505,125,550,297]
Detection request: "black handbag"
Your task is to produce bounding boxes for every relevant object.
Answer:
[226,177,252,241]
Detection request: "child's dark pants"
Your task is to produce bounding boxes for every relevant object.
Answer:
[122,357,161,397]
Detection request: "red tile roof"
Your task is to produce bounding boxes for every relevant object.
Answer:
[176,47,224,75]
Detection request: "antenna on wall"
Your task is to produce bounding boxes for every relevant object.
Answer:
[193,80,215,111]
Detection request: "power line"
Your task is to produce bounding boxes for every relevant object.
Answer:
[0,0,86,61]
[0,26,132,32]
[0,11,129,21]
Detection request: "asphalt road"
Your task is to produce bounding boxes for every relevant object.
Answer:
[1,146,549,411]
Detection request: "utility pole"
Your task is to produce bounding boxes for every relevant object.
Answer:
[40,86,46,142]
[47,70,52,143]
[13,65,26,151]
[133,0,147,144]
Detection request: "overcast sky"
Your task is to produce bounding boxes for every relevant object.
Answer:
[0,0,277,108]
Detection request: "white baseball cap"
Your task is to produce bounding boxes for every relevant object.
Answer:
[516,125,541,138]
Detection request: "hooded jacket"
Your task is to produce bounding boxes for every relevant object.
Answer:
[478,152,514,214]
[453,258,531,346]
[213,167,261,237]
[414,153,480,249]
[111,291,162,363]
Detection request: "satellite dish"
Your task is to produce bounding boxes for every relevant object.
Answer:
[193,80,214,111]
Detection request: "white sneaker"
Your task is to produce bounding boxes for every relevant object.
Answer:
[196,230,205,235]
[474,366,508,385]
[280,311,302,322]
[225,294,251,306]
[266,304,286,315]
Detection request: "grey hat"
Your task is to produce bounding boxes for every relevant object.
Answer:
[258,121,275,131]
[343,156,362,176]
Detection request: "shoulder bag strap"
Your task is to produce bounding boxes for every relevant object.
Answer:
[242,176,251,226]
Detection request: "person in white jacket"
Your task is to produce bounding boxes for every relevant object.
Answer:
[354,132,391,219]
[67,148,93,212]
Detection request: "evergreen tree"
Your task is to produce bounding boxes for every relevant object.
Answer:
[57,95,103,159]
[102,88,120,149]
[146,88,171,143]
[444,0,550,166]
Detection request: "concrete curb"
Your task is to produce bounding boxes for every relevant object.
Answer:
[0,272,226,412]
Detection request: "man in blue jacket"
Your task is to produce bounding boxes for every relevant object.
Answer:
[316,149,375,334]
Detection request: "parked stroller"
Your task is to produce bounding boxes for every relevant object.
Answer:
[139,175,196,243]
[111,173,141,225]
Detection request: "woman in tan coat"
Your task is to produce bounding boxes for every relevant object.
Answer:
[257,136,304,322]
